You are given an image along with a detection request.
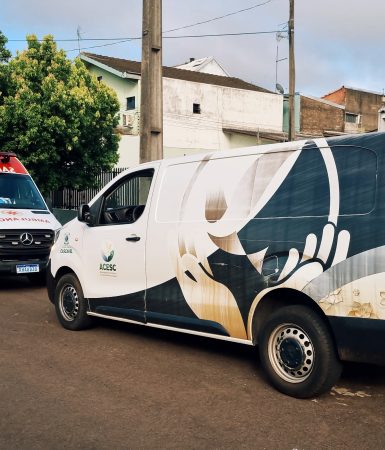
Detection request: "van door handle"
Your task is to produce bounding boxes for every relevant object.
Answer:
[126,235,140,242]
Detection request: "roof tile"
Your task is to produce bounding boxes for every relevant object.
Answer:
[82,52,273,94]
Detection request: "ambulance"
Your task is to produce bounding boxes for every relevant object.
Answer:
[0,152,61,283]
[48,133,385,398]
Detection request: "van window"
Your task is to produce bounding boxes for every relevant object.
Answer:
[156,145,376,224]
[155,152,291,223]
[333,146,377,215]
[257,146,376,218]
[100,169,154,225]
[0,174,46,210]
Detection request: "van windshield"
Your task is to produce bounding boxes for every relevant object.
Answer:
[0,173,47,210]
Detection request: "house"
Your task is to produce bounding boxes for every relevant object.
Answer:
[322,86,384,133]
[174,56,230,77]
[80,53,283,167]
[283,94,345,139]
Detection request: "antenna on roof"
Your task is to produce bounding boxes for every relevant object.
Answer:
[77,26,82,55]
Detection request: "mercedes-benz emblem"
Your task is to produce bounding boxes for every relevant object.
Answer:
[20,232,34,246]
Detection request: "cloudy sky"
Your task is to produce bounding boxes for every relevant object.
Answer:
[2,0,384,97]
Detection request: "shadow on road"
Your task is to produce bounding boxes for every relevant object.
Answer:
[95,316,257,364]
[0,275,38,290]
[93,316,385,391]
[2,274,385,393]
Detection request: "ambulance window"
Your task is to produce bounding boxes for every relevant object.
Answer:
[101,169,154,225]
[0,174,46,210]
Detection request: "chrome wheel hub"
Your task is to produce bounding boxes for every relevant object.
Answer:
[268,324,315,383]
[59,284,79,321]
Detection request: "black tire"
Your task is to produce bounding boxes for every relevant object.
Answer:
[54,273,92,331]
[258,305,342,398]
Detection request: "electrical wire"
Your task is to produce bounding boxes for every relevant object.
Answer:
[63,30,283,53]
[9,30,281,44]
[8,0,282,53]
[163,0,276,34]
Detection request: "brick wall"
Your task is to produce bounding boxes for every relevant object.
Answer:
[323,87,383,133]
[345,89,383,132]
[300,96,345,135]
[323,87,346,106]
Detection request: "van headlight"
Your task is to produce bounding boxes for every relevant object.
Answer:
[54,229,61,243]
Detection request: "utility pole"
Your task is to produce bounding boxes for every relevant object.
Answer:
[288,0,295,141]
[140,0,163,163]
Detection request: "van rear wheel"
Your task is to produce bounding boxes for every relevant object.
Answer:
[258,305,342,398]
[54,273,92,331]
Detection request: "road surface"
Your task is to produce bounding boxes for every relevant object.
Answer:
[1,275,385,449]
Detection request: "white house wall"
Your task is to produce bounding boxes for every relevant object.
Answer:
[118,135,140,167]
[163,78,283,155]
[85,63,283,167]
[222,88,282,133]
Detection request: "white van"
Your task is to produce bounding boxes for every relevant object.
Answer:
[48,132,385,398]
[0,152,61,283]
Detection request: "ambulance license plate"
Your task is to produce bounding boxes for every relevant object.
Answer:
[16,264,40,274]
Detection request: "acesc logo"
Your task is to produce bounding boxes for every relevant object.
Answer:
[100,241,117,272]
[60,233,73,254]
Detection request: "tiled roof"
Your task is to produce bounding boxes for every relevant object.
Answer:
[301,94,345,109]
[322,85,383,98]
[82,52,273,94]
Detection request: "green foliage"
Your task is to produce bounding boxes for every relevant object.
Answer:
[0,30,11,63]
[0,34,120,194]
[0,30,12,103]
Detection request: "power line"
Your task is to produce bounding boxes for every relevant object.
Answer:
[163,0,276,34]
[67,39,134,53]
[23,30,282,52]
[7,0,282,53]
[7,37,138,42]
[165,31,281,38]
[8,30,282,44]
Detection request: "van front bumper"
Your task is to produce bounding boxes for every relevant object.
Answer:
[0,257,49,275]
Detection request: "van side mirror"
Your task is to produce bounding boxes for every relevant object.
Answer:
[78,204,94,226]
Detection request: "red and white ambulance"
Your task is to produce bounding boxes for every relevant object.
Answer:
[0,152,61,283]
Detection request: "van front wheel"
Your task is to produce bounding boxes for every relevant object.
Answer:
[54,273,92,331]
[258,305,342,398]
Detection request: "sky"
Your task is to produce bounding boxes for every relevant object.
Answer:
[1,0,385,97]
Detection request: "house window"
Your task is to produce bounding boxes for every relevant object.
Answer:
[193,103,201,114]
[97,76,103,82]
[126,96,136,111]
[345,112,360,124]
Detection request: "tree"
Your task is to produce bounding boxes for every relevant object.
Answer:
[0,30,12,102]
[0,35,120,194]
[0,30,11,63]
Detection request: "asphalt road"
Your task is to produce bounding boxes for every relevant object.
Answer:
[1,275,385,450]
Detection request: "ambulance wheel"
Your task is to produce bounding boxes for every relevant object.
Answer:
[258,305,342,398]
[54,273,92,331]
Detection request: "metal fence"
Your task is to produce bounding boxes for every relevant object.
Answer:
[49,168,129,210]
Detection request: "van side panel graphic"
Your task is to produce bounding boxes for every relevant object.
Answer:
[88,133,385,343]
